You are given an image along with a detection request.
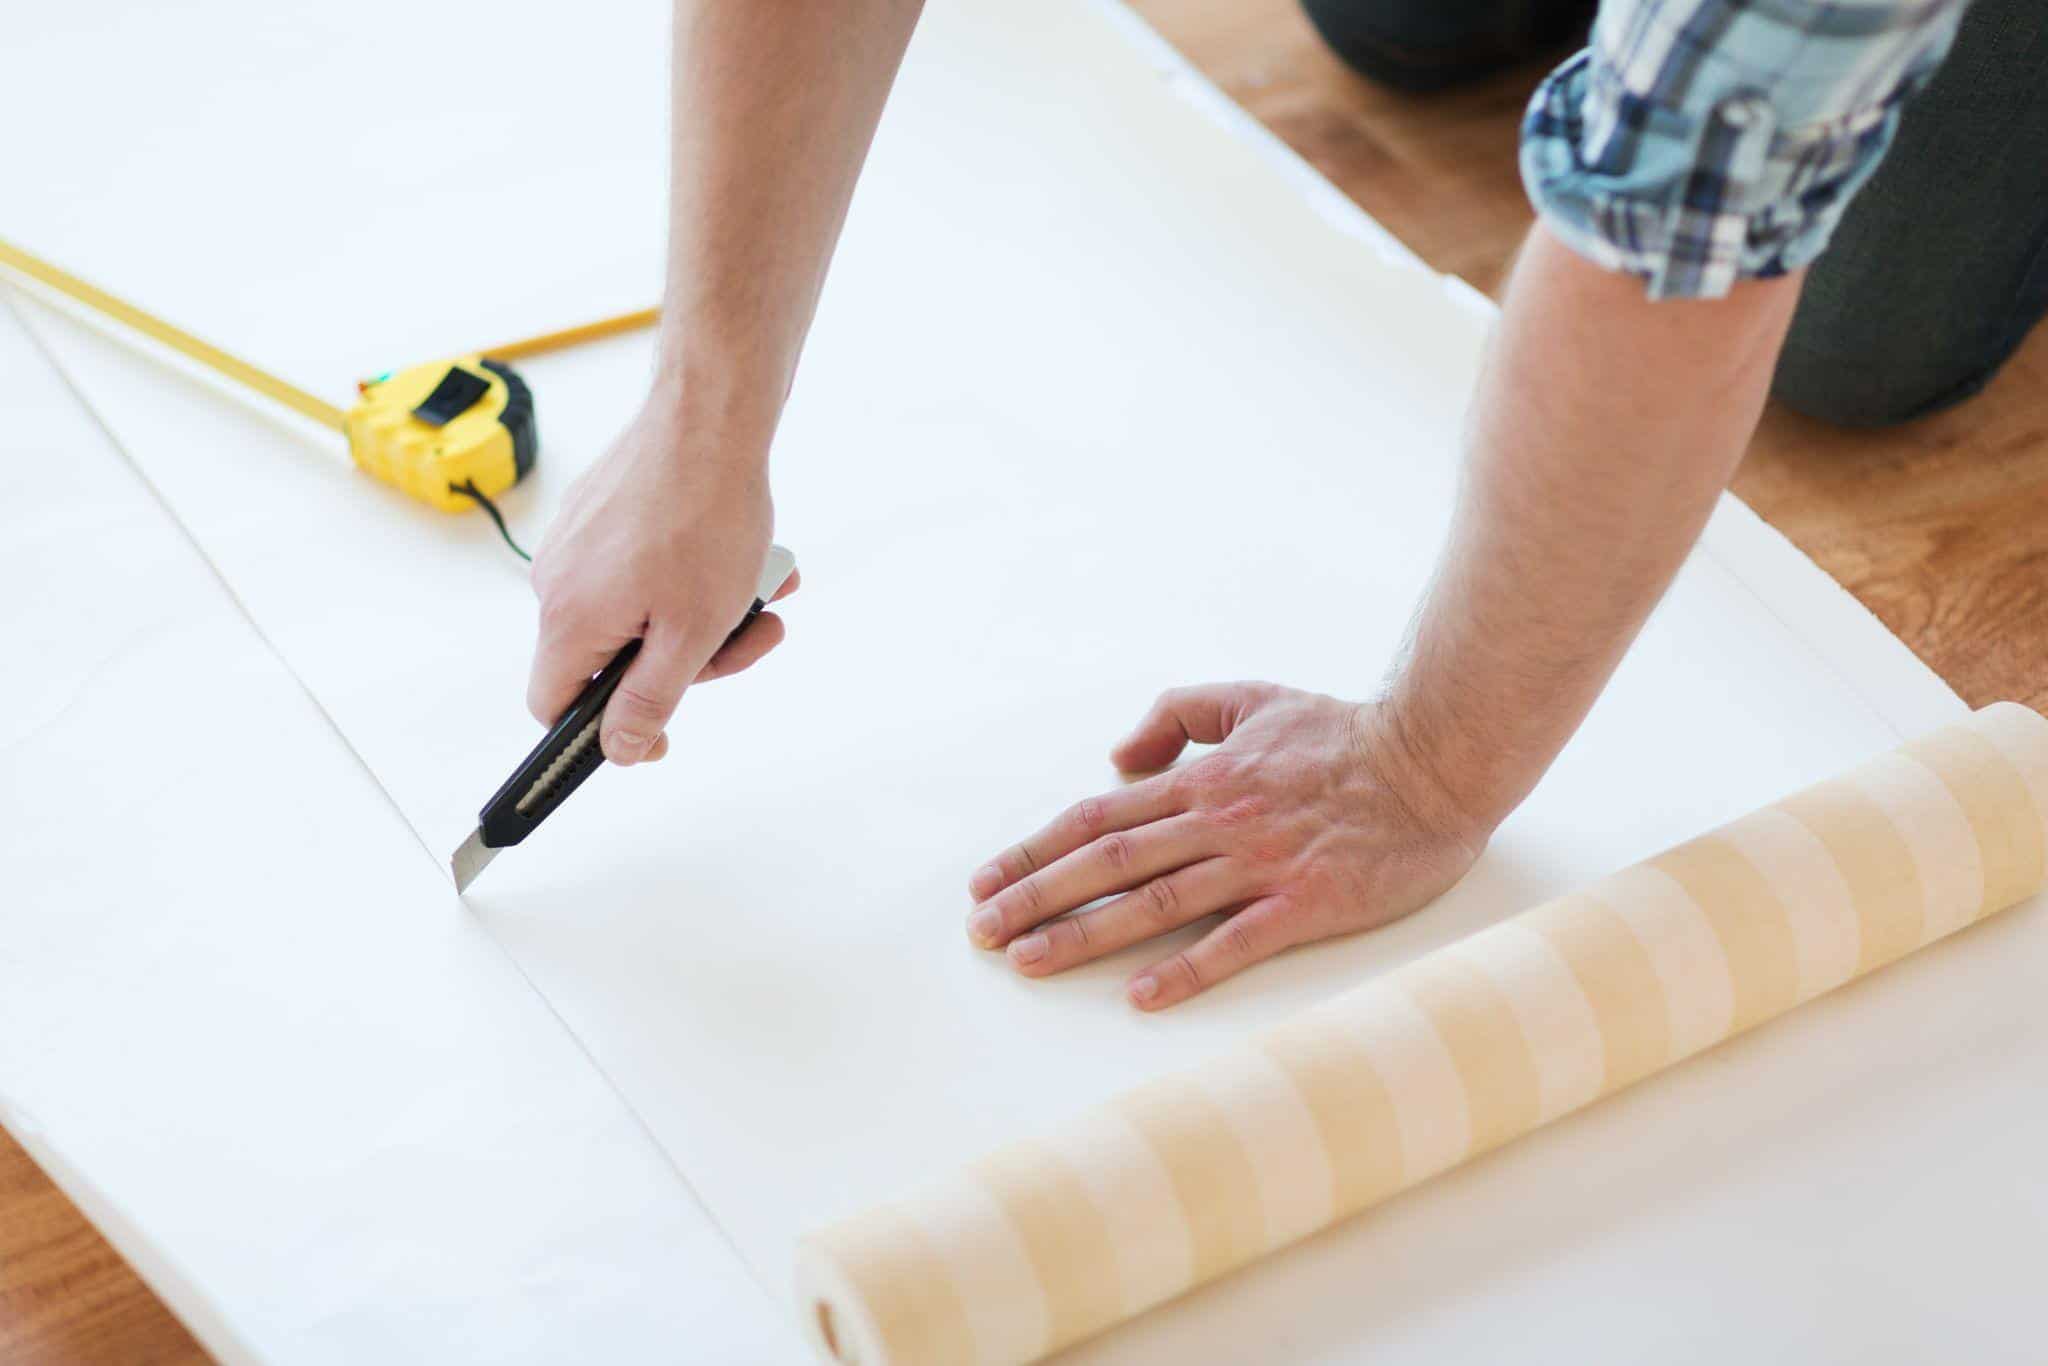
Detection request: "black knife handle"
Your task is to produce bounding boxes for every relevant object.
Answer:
[475,599,765,849]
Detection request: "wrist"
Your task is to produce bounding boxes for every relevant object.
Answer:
[1356,689,1530,848]
[641,343,785,471]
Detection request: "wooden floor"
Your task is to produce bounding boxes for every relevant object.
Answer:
[0,1128,207,1363]
[5,1,2044,1359]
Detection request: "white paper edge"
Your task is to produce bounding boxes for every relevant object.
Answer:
[1698,497,1963,737]
[0,1099,262,1366]
[1088,0,1429,277]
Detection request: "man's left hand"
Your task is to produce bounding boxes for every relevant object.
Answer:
[965,682,1489,1010]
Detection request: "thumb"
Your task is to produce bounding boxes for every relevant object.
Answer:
[1111,683,1261,774]
[600,625,710,765]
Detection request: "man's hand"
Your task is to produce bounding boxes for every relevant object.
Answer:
[964,683,1489,1010]
[526,396,792,765]
[961,230,1805,1011]
[519,0,923,761]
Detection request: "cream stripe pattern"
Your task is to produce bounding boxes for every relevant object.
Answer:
[1717,807,1860,998]
[909,1172,1047,1363]
[1188,1047,1337,1247]
[796,705,2048,1365]
[1597,863,1734,1059]
[1351,981,1472,1180]
[1053,1108,1194,1313]
[1259,1002,1405,1215]
[1856,750,1984,944]
[1451,921,1605,1122]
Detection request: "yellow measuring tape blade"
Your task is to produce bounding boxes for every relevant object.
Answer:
[478,306,659,362]
[0,235,348,432]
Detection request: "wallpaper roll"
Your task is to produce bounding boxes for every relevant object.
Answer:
[795,704,2048,1365]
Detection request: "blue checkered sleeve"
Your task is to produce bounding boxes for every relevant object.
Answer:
[1521,0,1969,299]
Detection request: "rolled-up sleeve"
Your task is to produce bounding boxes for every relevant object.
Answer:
[1521,0,1968,299]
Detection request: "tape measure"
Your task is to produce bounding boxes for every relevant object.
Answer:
[347,356,536,512]
[0,235,655,538]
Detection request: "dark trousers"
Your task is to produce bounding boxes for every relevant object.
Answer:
[1301,0,2048,428]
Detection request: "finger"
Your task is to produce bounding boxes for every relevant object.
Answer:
[968,773,1182,904]
[601,626,711,765]
[646,732,670,762]
[1110,683,1258,775]
[1004,858,1250,976]
[527,615,633,725]
[696,611,787,683]
[1128,894,1297,1010]
[768,567,801,602]
[966,811,1210,948]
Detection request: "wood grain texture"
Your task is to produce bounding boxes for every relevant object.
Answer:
[0,1128,206,1363]
[3,1,2042,1359]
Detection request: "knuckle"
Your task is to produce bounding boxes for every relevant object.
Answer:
[1206,794,1267,830]
[1169,950,1203,992]
[1011,842,1040,877]
[1223,919,1257,964]
[1066,913,1093,952]
[1274,901,1315,946]
[536,591,582,632]
[1179,754,1232,796]
[1097,832,1132,871]
[1143,876,1180,925]
[1070,797,1107,835]
[1010,876,1047,920]
[608,683,672,724]
[1234,830,1291,870]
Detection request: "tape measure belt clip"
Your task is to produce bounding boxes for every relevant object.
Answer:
[410,365,492,427]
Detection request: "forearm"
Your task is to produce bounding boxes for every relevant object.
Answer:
[1385,224,1804,831]
[655,0,924,441]
[526,2,920,745]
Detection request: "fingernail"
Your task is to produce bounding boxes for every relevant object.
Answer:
[609,729,649,763]
[1130,975,1159,1006]
[1008,933,1048,966]
[967,906,1002,947]
[969,865,1002,900]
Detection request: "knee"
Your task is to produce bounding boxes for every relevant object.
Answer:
[1773,289,1999,429]
[1299,0,1593,92]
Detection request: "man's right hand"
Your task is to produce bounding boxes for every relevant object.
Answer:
[525,391,794,767]
[520,0,921,764]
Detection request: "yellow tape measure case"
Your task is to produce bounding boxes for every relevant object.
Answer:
[345,356,536,511]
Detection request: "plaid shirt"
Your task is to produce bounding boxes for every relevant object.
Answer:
[1522,0,1968,299]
